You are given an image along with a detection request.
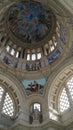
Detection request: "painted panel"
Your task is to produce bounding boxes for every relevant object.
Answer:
[22,78,46,96]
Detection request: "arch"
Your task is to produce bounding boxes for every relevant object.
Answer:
[0,79,19,118]
[47,63,73,112]
[0,70,27,119]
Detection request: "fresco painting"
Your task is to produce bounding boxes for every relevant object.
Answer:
[8,1,52,43]
[48,49,61,64]
[22,78,46,95]
[60,23,67,44]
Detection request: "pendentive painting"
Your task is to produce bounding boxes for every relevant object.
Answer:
[22,78,46,96]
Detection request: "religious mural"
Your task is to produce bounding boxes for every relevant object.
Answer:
[22,78,46,96]
[48,23,67,64]
[60,23,67,44]
[8,0,53,44]
[48,49,61,64]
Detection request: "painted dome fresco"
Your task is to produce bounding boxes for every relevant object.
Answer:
[0,0,68,73]
[7,0,55,47]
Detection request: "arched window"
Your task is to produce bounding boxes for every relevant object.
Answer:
[2,93,14,116]
[0,85,16,117]
[37,53,41,60]
[6,46,10,52]
[30,103,41,113]
[67,77,73,100]
[59,88,70,112]
[33,103,41,112]
[29,103,43,124]
[59,76,73,113]
[31,54,36,61]
[50,76,73,114]
[10,48,15,56]
[27,54,30,61]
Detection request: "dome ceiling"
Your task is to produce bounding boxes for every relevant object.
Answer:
[6,0,56,48]
[0,0,69,75]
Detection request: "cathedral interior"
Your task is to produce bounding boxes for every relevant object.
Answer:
[0,0,73,130]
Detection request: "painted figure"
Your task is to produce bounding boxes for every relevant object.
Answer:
[27,81,44,92]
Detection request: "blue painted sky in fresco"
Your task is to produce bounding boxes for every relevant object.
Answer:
[22,78,46,88]
[8,1,51,43]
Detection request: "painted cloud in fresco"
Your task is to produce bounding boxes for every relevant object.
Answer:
[8,1,52,44]
[22,78,46,96]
